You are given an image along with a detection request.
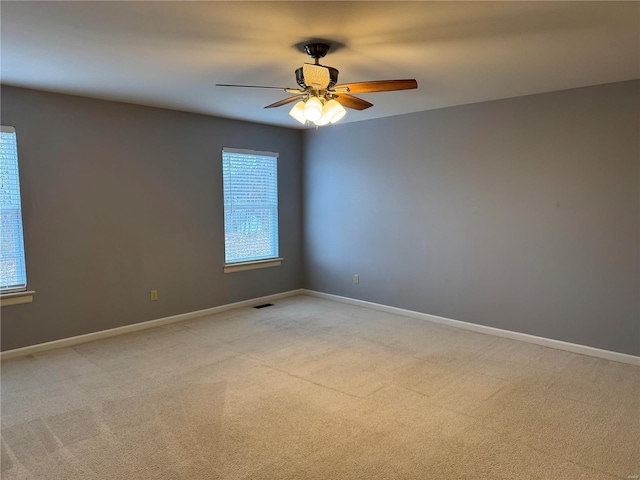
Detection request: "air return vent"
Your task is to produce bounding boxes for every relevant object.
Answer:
[253,303,274,309]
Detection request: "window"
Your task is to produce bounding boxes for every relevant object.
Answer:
[0,126,27,293]
[222,148,281,272]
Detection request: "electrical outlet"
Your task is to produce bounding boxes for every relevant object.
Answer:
[354,274,359,284]
[150,290,158,301]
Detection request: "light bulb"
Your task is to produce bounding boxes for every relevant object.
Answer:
[289,101,306,124]
[303,96,323,122]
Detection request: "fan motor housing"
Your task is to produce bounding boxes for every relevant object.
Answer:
[296,66,339,89]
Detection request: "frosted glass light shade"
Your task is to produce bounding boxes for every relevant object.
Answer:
[328,100,346,124]
[315,115,332,126]
[303,96,323,122]
[289,101,306,124]
[315,106,333,126]
[315,99,346,126]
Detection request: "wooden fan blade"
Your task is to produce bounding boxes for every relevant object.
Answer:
[334,94,373,111]
[264,97,301,109]
[216,84,290,90]
[333,79,417,94]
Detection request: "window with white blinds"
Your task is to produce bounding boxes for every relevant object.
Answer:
[0,126,27,293]
[222,148,279,264]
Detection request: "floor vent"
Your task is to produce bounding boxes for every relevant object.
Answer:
[253,303,274,309]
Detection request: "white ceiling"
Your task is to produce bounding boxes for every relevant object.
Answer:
[1,1,638,129]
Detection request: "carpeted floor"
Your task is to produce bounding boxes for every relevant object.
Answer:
[1,295,638,479]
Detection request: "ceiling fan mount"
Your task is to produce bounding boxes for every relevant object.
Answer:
[216,41,418,126]
[303,43,330,62]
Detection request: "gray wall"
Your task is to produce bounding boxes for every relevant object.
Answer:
[303,80,640,356]
[3,81,638,356]
[1,86,303,351]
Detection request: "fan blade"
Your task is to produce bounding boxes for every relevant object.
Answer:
[216,84,290,90]
[334,94,373,111]
[333,79,417,94]
[264,97,301,109]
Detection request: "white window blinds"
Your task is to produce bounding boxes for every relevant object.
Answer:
[0,126,27,292]
[222,148,279,264]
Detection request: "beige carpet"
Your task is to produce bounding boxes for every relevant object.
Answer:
[1,295,638,479]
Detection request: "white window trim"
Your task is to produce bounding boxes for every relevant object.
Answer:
[1,290,35,306]
[224,258,283,274]
[222,147,281,269]
[1,125,29,296]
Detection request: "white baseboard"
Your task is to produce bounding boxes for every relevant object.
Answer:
[302,289,640,366]
[0,289,303,360]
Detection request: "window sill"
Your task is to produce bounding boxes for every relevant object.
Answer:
[224,258,283,274]
[1,290,35,306]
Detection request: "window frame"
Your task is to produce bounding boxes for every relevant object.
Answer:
[221,147,282,273]
[0,125,33,305]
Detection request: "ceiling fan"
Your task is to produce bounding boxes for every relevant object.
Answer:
[216,43,418,126]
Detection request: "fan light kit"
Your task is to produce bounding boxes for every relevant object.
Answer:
[288,98,346,126]
[217,43,418,127]
[288,96,345,126]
